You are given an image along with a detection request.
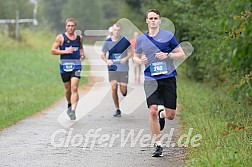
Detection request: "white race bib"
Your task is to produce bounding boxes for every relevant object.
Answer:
[63,62,75,72]
[150,61,168,76]
[112,53,122,63]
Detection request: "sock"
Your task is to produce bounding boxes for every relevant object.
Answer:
[122,91,127,96]
[68,103,71,108]
[155,141,162,146]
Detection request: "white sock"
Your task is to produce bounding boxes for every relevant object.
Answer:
[155,141,162,146]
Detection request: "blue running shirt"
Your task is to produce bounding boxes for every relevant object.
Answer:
[59,33,82,74]
[135,30,179,80]
[102,36,131,72]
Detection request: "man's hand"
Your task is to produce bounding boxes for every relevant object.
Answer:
[80,52,85,62]
[120,57,128,64]
[133,54,148,65]
[155,52,169,60]
[65,46,74,54]
[141,55,148,64]
[106,60,114,66]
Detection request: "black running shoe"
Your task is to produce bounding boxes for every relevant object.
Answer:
[152,144,163,157]
[69,111,76,120]
[113,109,121,117]
[158,107,165,131]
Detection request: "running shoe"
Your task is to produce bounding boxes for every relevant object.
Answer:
[113,109,121,117]
[67,106,71,117]
[69,111,76,120]
[152,144,163,157]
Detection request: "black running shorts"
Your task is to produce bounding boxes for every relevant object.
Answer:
[108,71,128,84]
[144,77,177,109]
[60,70,81,83]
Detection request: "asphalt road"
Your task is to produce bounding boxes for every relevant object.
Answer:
[0,45,184,167]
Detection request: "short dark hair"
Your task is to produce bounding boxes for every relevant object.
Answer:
[146,9,161,19]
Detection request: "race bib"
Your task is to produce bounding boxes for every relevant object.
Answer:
[150,61,168,76]
[63,62,75,72]
[112,53,122,63]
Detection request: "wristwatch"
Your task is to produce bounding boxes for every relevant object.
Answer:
[166,53,170,58]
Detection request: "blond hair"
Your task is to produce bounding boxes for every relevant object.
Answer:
[65,18,77,26]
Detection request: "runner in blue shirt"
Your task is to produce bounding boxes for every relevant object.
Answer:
[134,9,185,157]
[51,18,85,120]
[101,23,131,117]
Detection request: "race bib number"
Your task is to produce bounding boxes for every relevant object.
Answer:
[63,62,75,72]
[112,53,122,63]
[150,61,168,76]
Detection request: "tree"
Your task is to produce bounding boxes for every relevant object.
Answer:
[61,0,105,31]
[41,0,68,32]
[0,0,34,19]
[121,0,252,100]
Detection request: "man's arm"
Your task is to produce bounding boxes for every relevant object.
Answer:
[120,47,132,64]
[155,46,185,60]
[51,34,74,55]
[126,47,132,60]
[168,46,185,60]
[79,35,85,61]
[132,37,148,65]
[101,52,113,66]
[133,53,148,65]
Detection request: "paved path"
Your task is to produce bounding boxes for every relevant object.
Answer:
[0,45,184,167]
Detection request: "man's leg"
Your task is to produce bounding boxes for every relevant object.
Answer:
[65,76,80,120]
[144,80,160,137]
[160,108,175,120]
[119,83,127,97]
[63,81,71,105]
[159,76,177,124]
[111,80,122,117]
[70,77,80,111]
[61,72,72,117]
[149,104,163,157]
[149,105,161,141]
[111,80,119,109]
[119,72,128,96]
[158,107,176,131]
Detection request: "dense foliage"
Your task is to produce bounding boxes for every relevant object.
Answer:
[123,0,252,101]
[1,0,251,100]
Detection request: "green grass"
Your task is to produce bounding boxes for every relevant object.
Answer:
[177,73,252,166]
[0,30,89,130]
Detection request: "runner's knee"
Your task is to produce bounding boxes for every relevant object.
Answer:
[166,109,175,120]
[167,114,175,120]
[149,105,158,118]
[71,85,78,93]
[65,88,71,93]
[112,84,118,92]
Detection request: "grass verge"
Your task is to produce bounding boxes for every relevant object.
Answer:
[177,74,252,166]
[0,30,89,130]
